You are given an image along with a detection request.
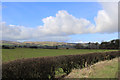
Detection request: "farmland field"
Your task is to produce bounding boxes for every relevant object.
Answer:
[2,48,118,62]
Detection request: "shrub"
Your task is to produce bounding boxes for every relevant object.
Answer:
[2,51,120,79]
[2,45,15,49]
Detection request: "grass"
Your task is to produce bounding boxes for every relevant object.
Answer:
[89,58,118,78]
[2,48,117,62]
[55,68,66,78]
[65,58,119,78]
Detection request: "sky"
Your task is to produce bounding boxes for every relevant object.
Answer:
[1,2,118,43]
[1,0,119,2]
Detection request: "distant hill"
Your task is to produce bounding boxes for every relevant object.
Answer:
[1,40,76,46]
[23,41,68,46]
[1,40,22,45]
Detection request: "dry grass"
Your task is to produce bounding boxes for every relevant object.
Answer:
[65,58,118,78]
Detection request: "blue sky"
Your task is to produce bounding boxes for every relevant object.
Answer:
[2,2,118,43]
[3,2,102,27]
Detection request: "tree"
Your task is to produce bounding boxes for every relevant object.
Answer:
[75,43,83,49]
[88,42,91,49]
[95,42,99,49]
[56,46,58,49]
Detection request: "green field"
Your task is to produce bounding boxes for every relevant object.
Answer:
[2,48,117,62]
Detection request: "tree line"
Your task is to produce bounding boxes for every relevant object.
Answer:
[75,39,119,49]
[1,39,119,49]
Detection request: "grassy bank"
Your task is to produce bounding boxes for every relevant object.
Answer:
[65,58,119,78]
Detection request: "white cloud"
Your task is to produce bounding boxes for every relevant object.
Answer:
[1,22,70,41]
[1,2,118,41]
[71,41,89,43]
[96,2,118,33]
[94,10,117,33]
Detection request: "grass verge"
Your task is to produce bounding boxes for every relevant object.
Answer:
[65,58,119,78]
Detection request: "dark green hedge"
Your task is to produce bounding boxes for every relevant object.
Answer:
[2,51,120,79]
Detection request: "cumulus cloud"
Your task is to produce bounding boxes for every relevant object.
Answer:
[71,41,89,43]
[96,2,118,33]
[40,10,93,35]
[1,22,70,41]
[1,2,118,41]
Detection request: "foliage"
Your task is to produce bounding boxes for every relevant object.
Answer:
[100,39,119,49]
[2,51,120,79]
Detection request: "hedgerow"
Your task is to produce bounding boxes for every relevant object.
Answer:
[2,51,120,79]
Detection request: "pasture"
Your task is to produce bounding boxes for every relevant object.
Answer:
[2,48,117,62]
